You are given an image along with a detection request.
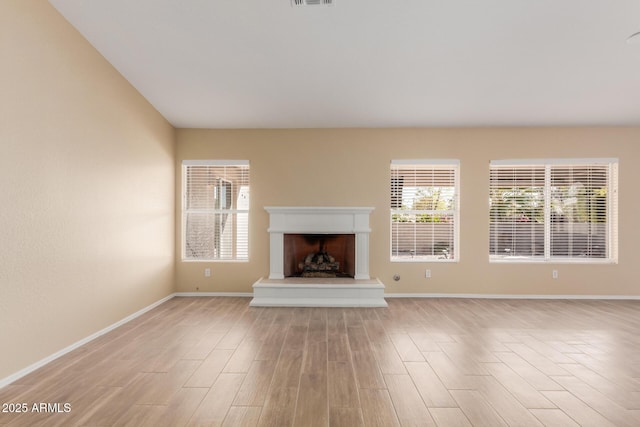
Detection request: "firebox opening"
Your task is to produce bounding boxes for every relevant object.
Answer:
[284,234,356,278]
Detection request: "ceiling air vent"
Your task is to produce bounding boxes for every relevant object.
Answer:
[292,0,333,6]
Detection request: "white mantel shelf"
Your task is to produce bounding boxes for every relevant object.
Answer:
[265,206,373,234]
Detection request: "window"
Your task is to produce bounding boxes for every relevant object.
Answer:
[390,160,459,261]
[489,158,618,263]
[182,160,250,261]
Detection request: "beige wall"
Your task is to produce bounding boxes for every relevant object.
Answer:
[0,1,175,380]
[176,128,639,296]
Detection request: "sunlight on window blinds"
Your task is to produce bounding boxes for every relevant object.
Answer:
[390,160,459,261]
[183,161,250,261]
[489,159,618,262]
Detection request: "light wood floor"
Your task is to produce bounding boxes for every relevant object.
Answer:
[2,297,640,426]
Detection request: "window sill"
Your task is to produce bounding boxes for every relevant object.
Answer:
[489,258,617,265]
[391,258,458,263]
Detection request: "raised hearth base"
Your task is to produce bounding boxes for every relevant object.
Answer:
[250,277,387,307]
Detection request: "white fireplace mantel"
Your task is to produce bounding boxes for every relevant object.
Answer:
[265,206,374,280]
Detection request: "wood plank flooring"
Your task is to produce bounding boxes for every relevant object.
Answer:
[2,297,640,426]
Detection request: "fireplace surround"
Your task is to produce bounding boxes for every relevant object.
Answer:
[264,206,373,280]
[250,207,386,307]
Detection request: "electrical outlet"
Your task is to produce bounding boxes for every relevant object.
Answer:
[425,269,431,278]
[204,268,211,277]
[552,270,558,279]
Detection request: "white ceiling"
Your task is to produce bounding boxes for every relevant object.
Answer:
[49,0,640,129]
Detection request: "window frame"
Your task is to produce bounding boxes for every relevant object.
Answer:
[390,159,460,263]
[489,158,618,264]
[181,160,250,262]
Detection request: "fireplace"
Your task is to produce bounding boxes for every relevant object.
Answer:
[252,206,385,307]
[284,234,356,278]
[264,206,373,280]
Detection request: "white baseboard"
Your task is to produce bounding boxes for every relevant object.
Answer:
[385,293,640,300]
[0,293,175,390]
[174,292,252,297]
[176,291,640,301]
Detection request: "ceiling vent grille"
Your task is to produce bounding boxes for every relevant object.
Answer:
[292,0,333,6]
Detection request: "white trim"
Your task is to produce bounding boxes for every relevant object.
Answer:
[609,162,619,262]
[489,258,617,264]
[182,159,250,166]
[174,292,252,297]
[489,159,618,264]
[544,165,551,259]
[185,208,249,214]
[391,159,460,165]
[181,260,250,264]
[390,161,460,263]
[182,161,251,262]
[391,258,459,263]
[491,158,619,166]
[184,292,640,301]
[385,293,640,300]
[0,294,175,390]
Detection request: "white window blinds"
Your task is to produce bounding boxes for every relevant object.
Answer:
[489,159,618,262]
[182,161,250,261]
[391,160,459,261]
